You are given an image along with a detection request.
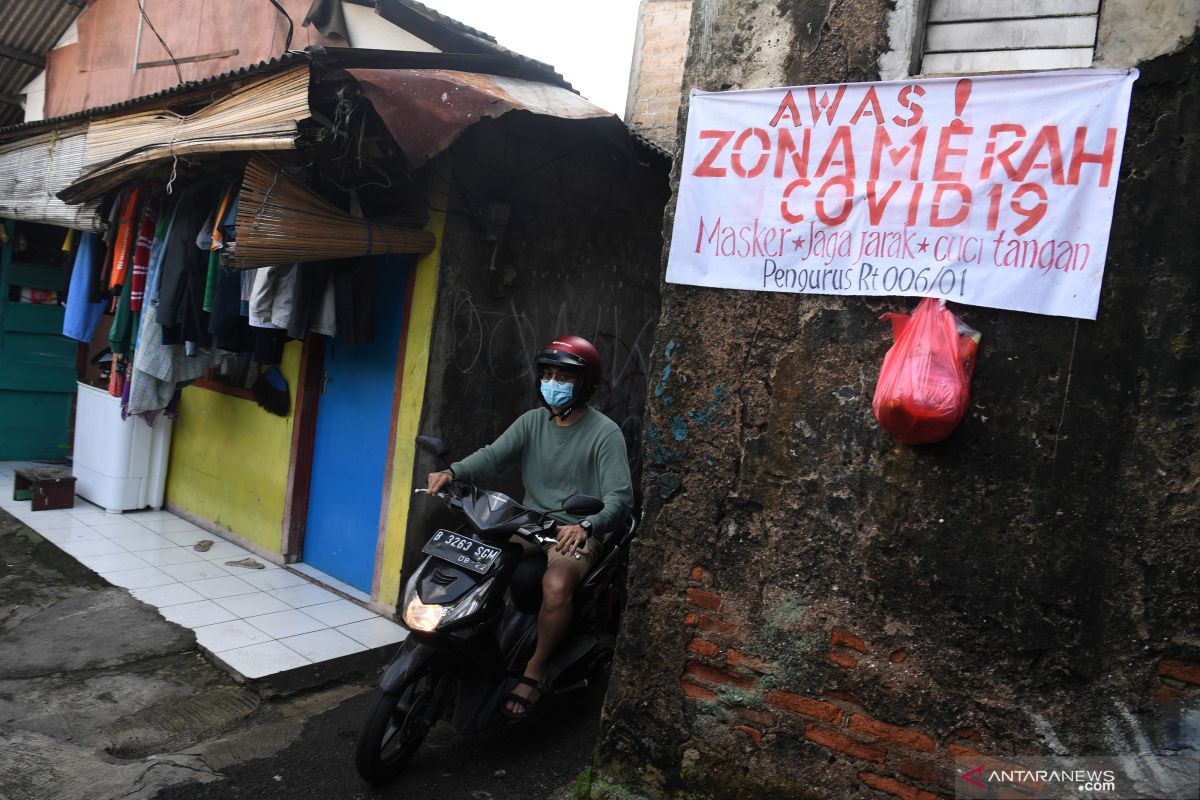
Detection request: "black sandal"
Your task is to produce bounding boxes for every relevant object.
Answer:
[500,675,546,719]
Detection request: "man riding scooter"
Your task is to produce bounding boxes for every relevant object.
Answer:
[427,335,633,718]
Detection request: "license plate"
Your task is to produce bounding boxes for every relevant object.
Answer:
[421,530,501,574]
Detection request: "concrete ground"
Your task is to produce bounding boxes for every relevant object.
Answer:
[0,507,604,800]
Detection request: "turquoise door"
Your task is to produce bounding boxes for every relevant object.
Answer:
[303,256,412,592]
[0,220,77,460]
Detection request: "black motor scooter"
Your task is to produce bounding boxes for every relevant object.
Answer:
[354,435,635,784]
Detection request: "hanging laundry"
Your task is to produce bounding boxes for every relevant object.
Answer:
[249,263,299,329]
[201,183,237,312]
[62,232,107,343]
[108,186,144,289]
[129,189,164,311]
[145,195,180,309]
[108,354,127,398]
[157,179,223,347]
[208,266,254,353]
[108,276,136,356]
[97,188,126,292]
[333,256,378,345]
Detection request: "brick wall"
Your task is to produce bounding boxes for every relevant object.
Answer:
[626,0,692,152]
[671,566,1200,799]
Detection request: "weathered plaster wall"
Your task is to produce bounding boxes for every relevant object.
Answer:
[594,2,1200,798]
[1095,0,1200,67]
[166,341,301,556]
[402,115,670,572]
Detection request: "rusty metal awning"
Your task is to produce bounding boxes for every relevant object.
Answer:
[347,68,622,165]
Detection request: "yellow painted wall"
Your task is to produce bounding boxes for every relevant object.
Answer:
[375,175,447,608]
[165,341,301,553]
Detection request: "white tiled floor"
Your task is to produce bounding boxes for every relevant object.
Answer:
[0,461,407,679]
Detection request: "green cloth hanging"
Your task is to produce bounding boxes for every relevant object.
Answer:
[202,248,220,312]
[108,277,135,355]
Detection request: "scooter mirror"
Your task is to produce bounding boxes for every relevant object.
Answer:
[415,435,450,460]
[561,494,604,516]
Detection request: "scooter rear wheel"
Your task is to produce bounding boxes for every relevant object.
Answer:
[355,670,443,784]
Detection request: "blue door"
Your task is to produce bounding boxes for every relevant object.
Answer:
[303,255,411,592]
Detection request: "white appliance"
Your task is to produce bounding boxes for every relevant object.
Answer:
[72,382,173,513]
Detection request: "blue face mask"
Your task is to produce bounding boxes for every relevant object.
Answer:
[540,380,575,408]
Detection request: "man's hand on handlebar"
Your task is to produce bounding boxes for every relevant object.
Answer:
[427,470,453,496]
[555,524,588,556]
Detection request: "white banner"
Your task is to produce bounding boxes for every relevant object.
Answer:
[666,70,1137,319]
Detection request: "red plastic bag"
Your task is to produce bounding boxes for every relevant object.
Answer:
[872,297,981,445]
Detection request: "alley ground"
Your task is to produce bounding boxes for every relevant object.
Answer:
[0,506,605,800]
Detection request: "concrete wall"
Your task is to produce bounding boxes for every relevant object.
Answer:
[166,341,302,556]
[626,0,694,151]
[404,114,671,573]
[593,1,1200,798]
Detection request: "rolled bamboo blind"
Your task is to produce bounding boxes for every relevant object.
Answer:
[233,155,434,267]
[59,66,311,203]
[0,127,103,231]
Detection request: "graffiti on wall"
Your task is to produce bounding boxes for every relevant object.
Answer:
[448,289,653,477]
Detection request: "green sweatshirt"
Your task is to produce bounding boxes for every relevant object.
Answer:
[450,407,633,535]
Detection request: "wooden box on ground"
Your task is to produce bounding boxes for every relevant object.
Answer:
[14,467,76,511]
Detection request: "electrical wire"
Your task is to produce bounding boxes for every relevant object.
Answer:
[135,2,182,84]
[266,0,295,53]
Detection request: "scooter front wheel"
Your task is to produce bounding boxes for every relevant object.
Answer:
[355,669,445,784]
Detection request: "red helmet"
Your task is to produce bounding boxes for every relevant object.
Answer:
[536,335,601,407]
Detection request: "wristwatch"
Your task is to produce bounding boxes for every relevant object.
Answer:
[579,519,593,538]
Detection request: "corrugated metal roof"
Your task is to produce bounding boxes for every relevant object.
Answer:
[0,0,83,128]
[0,46,578,142]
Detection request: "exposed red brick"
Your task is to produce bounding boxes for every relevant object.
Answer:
[687,588,721,611]
[698,614,735,634]
[805,726,885,763]
[690,566,707,582]
[727,648,771,673]
[822,689,862,705]
[831,627,868,653]
[947,743,982,760]
[680,680,717,701]
[954,728,983,743]
[735,706,775,727]
[684,661,756,690]
[687,637,720,657]
[1159,659,1200,686]
[684,611,698,626]
[765,690,842,724]
[829,650,859,669]
[858,771,939,800]
[849,715,935,752]
[733,723,762,745]
[890,649,908,663]
[896,758,943,786]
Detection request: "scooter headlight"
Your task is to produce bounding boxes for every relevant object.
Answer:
[438,578,493,627]
[401,576,494,631]
[404,597,444,631]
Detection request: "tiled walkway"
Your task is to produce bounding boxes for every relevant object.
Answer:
[0,461,407,680]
